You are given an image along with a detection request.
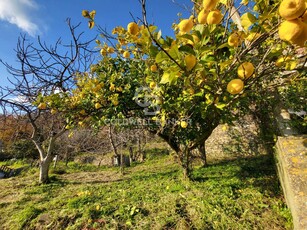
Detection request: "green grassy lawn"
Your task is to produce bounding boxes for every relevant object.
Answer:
[0,152,292,229]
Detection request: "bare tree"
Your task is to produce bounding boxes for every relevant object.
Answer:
[0,19,95,183]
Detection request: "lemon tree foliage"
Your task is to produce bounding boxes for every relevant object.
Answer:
[50,0,306,177]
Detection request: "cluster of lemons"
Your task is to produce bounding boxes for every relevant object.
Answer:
[175,0,223,73]
[278,0,307,46]
[227,62,255,95]
[178,0,222,34]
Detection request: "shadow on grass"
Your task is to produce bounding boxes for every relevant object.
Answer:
[192,153,282,197]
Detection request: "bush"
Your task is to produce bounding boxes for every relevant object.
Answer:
[6,139,38,159]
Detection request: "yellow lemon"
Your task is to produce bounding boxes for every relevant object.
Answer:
[278,19,304,42]
[112,100,119,106]
[180,121,188,128]
[178,17,194,33]
[207,10,223,25]
[107,47,115,53]
[150,64,158,72]
[123,51,130,58]
[80,109,87,115]
[301,4,307,23]
[279,0,306,20]
[127,22,139,35]
[227,79,244,95]
[149,81,156,89]
[203,0,219,10]
[290,22,307,46]
[198,9,209,24]
[38,102,47,110]
[237,62,254,79]
[95,103,102,109]
[109,83,115,92]
[185,54,197,71]
[228,33,241,47]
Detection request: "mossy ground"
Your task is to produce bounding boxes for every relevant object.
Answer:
[0,147,292,229]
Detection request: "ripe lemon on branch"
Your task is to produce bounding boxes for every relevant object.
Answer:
[180,121,188,128]
[207,10,223,25]
[198,9,209,24]
[150,64,158,72]
[290,22,307,46]
[237,62,254,79]
[228,33,241,47]
[38,102,47,110]
[227,79,244,95]
[203,0,219,10]
[127,22,139,35]
[178,16,194,33]
[279,0,306,20]
[185,54,197,71]
[278,19,305,42]
[123,51,130,58]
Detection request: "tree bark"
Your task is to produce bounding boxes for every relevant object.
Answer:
[120,151,124,175]
[180,147,191,180]
[198,143,207,167]
[32,128,65,183]
[39,155,53,183]
[129,146,134,162]
[108,125,119,157]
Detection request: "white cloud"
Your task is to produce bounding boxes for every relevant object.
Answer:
[0,0,39,36]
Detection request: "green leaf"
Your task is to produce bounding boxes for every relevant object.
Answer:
[149,45,159,57]
[215,103,227,110]
[205,93,214,104]
[160,72,171,84]
[179,45,195,55]
[155,51,168,63]
[160,72,178,84]
[179,34,194,41]
[194,24,205,35]
[241,13,257,30]
[169,45,181,60]
[217,42,229,50]
[201,55,215,62]
[193,90,204,97]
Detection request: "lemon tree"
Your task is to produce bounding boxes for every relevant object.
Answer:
[55,0,306,178]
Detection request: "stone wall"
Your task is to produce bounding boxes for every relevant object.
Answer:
[275,136,307,230]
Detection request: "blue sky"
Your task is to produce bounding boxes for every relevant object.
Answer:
[0,0,193,88]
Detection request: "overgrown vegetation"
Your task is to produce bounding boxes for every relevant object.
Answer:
[0,147,292,229]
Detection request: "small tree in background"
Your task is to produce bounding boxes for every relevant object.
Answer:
[0,20,94,183]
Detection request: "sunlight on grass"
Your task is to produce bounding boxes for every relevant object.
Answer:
[0,152,292,229]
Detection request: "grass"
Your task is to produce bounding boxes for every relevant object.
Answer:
[0,150,292,230]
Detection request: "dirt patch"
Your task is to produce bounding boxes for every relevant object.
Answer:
[60,170,122,184]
